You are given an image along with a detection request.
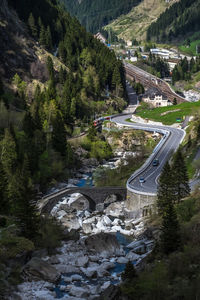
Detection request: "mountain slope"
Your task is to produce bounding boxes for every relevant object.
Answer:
[104,0,178,42]
[60,0,141,33]
[147,0,200,42]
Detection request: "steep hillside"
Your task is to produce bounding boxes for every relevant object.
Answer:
[60,0,141,33]
[147,0,200,42]
[104,0,178,42]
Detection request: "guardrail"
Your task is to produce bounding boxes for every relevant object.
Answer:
[111,115,171,196]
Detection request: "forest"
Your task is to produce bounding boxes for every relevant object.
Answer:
[0,1,127,296]
[60,0,141,33]
[147,0,200,42]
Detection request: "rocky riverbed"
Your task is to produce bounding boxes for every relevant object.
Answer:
[14,193,155,300]
[13,149,157,300]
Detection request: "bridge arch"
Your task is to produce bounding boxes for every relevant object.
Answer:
[68,192,96,211]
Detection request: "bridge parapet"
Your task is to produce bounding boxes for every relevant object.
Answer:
[38,187,127,214]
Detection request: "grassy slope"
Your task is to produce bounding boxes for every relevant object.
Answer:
[104,0,177,42]
[136,101,200,125]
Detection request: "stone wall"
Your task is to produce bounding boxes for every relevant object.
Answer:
[125,190,157,219]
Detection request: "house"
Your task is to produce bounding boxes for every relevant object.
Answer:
[142,87,172,108]
[94,32,106,44]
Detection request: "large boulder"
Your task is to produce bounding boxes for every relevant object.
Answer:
[84,233,120,256]
[22,258,60,283]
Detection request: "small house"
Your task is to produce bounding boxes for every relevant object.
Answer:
[142,87,172,108]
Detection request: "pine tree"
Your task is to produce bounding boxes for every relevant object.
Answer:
[160,202,180,255]
[157,162,174,214]
[172,149,190,203]
[39,24,46,46]
[46,56,55,82]
[1,129,17,178]
[0,160,8,214]
[0,76,4,96]
[8,158,39,239]
[46,26,53,50]
[52,111,67,156]
[28,13,38,38]
[59,66,65,84]
[70,97,76,119]
[121,261,137,281]
[22,111,35,138]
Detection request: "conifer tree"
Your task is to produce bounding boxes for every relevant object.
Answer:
[1,129,17,178]
[46,56,55,82]
[59,66,65,84]
[157,162,174,215]
[52,111,67,156]
[28,13,38,38]
[46,26,53,50]
[8,158,39,239]
[0,160,8,214]
[0,76,4,96]
[22,111,35,138]
[172,149,190,203]
[160,202,180,255]
[39,24,46,46]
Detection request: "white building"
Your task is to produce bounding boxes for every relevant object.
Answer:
[94,32,106,44]
[142,87,172,108]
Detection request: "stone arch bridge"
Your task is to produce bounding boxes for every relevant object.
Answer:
[38,187,127,214]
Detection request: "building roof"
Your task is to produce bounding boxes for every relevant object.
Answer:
[143,87,167,100]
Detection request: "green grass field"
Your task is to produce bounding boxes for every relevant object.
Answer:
[136,101,200,125]
[179,39,200,56]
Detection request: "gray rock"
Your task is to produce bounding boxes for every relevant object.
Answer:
[80,267,97,278]
[117,257,128,264]
[89,255,99,262]
[76,255,89,267]
[22,257,60,283]
[126,251,140,261]
[55,264,80,274]
[101,281,111,291]
[69,286,89,298]
[85,233,120,255]
[71,274,83,281]
[47,256,60,265]
[89,285,101,295]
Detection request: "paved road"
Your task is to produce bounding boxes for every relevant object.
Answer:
[111,114,185,195]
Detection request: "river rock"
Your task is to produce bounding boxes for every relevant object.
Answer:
[102,216,112,226]
[89,255,99,262]
[71,274,83,281]
[80,267,98,278]
[126,251,140,261]
[69,286,89,298]
[55,264,80,274]
[22,258,60,283]
[47,256,60,265]
[57,210,67,219]
[101,281,111,291]
[127,240,146,254]
[89,285,101,295]
[75,255,89,267]
[84,233,120,256]
[117,257,128,264]
[82,222,93,234]
[61,215,81,231]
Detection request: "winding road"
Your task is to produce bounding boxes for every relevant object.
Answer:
[111,85,185,196]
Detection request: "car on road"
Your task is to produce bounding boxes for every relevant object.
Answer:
[152,159,159,166]
[139,177,145,183]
